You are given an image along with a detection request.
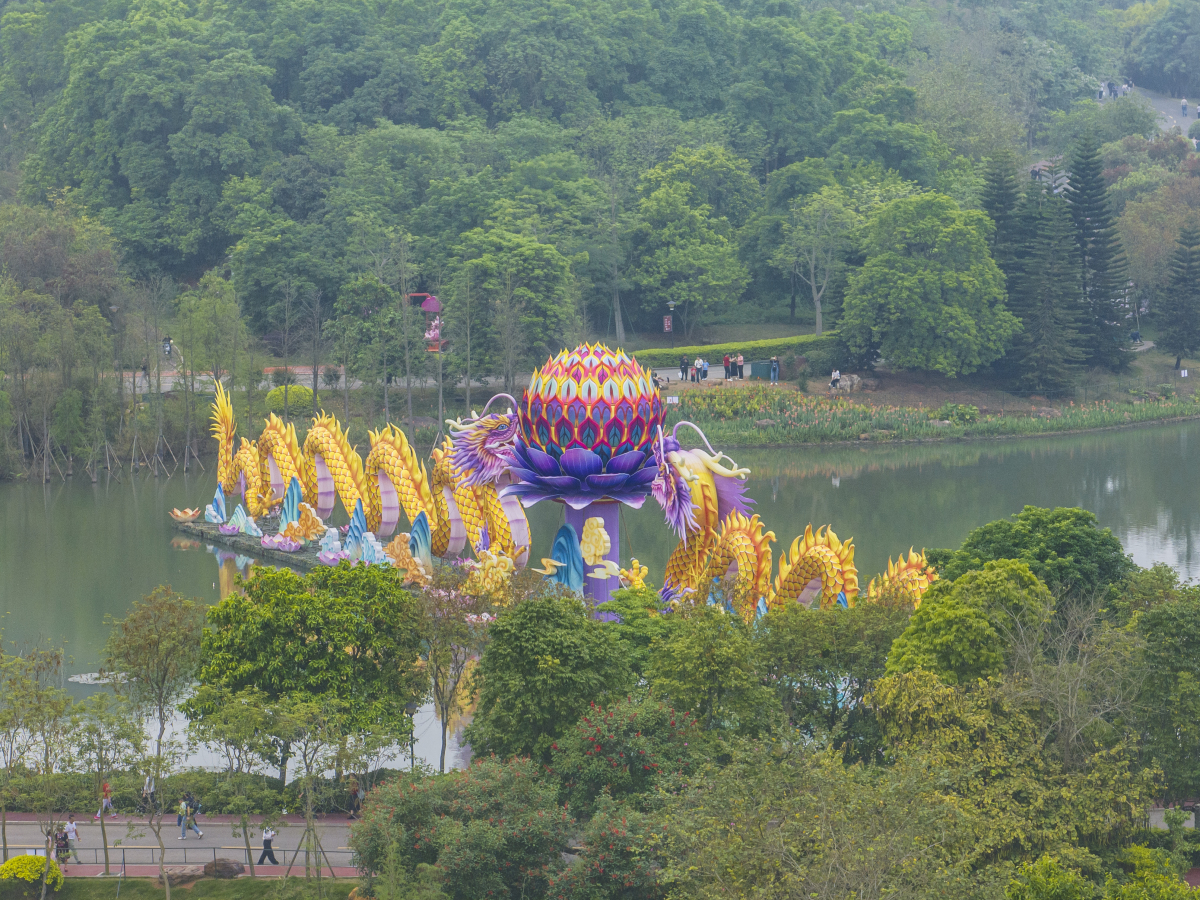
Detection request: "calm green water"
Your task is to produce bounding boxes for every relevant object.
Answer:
[4,421,1200,676]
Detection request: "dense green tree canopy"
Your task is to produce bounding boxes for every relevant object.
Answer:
[842,193,1020,376]
[929,506,1135,597]
[197,564,427,729]
[463,591,631,762]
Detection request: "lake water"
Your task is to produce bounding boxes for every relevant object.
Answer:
[4,421,1200,766]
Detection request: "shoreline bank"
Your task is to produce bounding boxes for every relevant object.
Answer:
[677,410,1200,449]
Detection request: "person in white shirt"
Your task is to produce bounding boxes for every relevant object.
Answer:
[258,827,279,865]
[64,815,81,864]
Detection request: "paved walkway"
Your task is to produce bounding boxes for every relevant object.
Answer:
[51,864,358,879]
[1133,86,1189,132]
[1,813,355,875]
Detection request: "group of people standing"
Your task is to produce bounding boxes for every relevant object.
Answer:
[674,352,782,384]
[676,353,747,382]
[682,356,711,382]
[723,353,746,380]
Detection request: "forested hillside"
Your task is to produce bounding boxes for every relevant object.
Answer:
[0,0,1194,472]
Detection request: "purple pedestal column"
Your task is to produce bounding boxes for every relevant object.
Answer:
[563,500,621,607]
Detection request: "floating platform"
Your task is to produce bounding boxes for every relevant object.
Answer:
[174,520,323,571]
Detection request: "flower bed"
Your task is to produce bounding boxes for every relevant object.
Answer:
[667,385,1200,445]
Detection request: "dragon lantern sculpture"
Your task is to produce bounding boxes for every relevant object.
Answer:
[201,343,936,619]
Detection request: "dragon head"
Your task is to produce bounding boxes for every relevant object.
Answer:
[449,407,519,487]
[651,429,696,540]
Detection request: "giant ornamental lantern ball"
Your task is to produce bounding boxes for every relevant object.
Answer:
[506,343,665,510]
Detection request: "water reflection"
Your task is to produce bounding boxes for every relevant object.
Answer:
[208,546,254,599]
[4,420,1200,692]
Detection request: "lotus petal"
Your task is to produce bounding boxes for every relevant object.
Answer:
[536,475,585,492]
[584,473,631,491]
[559,447,603,480]
[525,446,562,477]
[613,492,648,509]
[605,450,646,474]
[513,491,559,507]
[627,466,659,487]
[509,467,544,483]
[562,493,600,510]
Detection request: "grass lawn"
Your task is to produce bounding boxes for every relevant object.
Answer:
[1,879,353,900]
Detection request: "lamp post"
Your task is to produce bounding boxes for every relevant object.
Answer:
[405,701,419,772]
[667,300,676,348]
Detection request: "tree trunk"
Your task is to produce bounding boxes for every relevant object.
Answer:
[612,287,626,343]
[383,350,390,422]
[464,274,471,413]
[440,711,448,774]
[151,817,170,900]
[312,332,321,416]
[99,801,109,875]
[814,296,823,336]
[789,272,797,321]
[242,815,256,877]
[437,353,444,432]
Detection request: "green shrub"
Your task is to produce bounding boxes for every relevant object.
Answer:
[803,348,838,379]
[352,757,571,900]
[931,403,979,425]
[633,332,841,369]
[265,385,313,415]
[0,856,64,893]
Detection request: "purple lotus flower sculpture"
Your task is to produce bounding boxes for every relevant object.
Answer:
[506,442,658,510]
[261,533,303,552]
[317,549,351,566]
[500,343,665,510]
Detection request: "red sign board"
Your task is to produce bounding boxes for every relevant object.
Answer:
[663,315,673,333]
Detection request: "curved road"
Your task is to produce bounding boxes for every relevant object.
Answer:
[1133,86,1191,133]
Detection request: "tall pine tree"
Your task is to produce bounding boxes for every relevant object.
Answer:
[1067,133,1130,370]
[1009,185,1087,391]
[1158,223,1200,369]
[980,150,1022,286]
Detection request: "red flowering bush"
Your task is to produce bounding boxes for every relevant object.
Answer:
[549,693,698,815]
[546,794,665,900]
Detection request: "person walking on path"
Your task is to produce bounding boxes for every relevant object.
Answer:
[178,797,203,839]
[95,781,117,819]
[723,354,731,379]
[54,827,69,865]
[679,355,688,381]
[1184,98,1189,118]
[770,356,779,384]
[693,356,702,383]
[64,815,81,864]
[736,353,744,380]
[186,801,203,839]
[258,827,279,866]
[702,359,709,380]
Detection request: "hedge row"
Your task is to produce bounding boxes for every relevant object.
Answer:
[632,332,841,368]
